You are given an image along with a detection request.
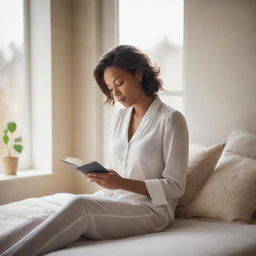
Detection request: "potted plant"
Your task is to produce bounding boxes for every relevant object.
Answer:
[1,122,23,175]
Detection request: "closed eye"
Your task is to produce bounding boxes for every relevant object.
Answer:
[116,81,124,86]
[107,81,123,93]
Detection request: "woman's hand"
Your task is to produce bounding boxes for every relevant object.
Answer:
[85,170,124,190]
[85,170,150,196]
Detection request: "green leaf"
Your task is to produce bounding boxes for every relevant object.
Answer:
[3,135,9,145]
[7,122,16,133]
[13,144,23,153]
[4,128,8,134]
[14,137,22,142]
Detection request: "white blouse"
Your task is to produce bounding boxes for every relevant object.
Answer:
[94,96,189,212]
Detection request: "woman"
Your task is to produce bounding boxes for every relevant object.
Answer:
[4,45,188,256]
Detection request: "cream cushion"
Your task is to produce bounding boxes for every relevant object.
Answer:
[178,143,225,206]
[177,130,256,223]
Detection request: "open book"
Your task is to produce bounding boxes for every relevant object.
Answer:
[61,157,109,174]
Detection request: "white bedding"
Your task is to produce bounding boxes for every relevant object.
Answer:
[45,218,256,256]
[0,193,256,256]
[0,193,76,254]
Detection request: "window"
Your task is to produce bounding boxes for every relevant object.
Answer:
[0,0,31,170]
[101,0,184,164]
[118,0,184,112]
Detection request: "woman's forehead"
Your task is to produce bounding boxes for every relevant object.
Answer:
[104,67,127,84]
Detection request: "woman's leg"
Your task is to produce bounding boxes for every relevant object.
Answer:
[3,195,169,256]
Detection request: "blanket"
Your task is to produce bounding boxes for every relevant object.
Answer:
[0,193,76,254]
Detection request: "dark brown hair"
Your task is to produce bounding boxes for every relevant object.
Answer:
[93,45,163,105]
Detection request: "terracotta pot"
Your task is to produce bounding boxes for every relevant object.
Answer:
[1,156,19,175]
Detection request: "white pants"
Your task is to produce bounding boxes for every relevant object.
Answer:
[3,195,171,256]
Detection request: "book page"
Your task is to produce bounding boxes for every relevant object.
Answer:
[63,157,84,167]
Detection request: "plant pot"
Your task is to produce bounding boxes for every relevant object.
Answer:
[1,156,19,175]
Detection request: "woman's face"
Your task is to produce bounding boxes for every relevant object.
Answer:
[103,66,144,107]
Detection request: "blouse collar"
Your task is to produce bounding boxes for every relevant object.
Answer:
[125,96,163,144]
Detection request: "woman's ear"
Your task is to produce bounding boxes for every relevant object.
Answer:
[135,71,143,82]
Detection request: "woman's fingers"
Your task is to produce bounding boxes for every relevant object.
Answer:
[87,176,105,183]
[87,173,108,178]
[83,173,106,184]
[87,176,103,181]
[90,179,106,186]
[85,170,120,189]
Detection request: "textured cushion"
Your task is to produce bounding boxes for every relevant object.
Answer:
[178,143,225,206]
[177,130,256,223]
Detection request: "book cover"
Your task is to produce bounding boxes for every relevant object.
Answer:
[61,157,109,174]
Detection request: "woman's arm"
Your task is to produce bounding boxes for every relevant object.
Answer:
[143,111,189,207]
[86,171,149,196]
[120,178,150,196]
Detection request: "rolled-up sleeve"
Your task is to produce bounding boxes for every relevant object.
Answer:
[144,111,189,207]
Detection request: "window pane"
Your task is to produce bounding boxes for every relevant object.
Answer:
[0,0,30,169]
[118,0,183,91]
[159,95,183,113]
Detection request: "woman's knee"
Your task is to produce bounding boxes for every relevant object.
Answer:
[63,197,85,213]
[65,196,95,212]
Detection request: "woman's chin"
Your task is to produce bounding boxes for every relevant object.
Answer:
[121,100,133,108]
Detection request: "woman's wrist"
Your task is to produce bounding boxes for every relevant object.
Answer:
[119,177,127,190]
[119,177,149,196]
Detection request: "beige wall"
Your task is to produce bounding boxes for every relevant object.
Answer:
[184,0,256,146]
[51,0,75,191]
[71,0,103,194]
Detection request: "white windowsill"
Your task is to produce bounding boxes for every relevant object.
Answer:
[0,170,54,184]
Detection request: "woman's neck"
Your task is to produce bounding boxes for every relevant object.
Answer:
[133,95,155,118]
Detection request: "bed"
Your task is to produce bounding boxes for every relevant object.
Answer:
[1,193,256,256]
[1,130,256,255]
[46,218,256,256]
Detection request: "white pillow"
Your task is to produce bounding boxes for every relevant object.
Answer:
[178,143,225,206]
[177,130,256,223]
